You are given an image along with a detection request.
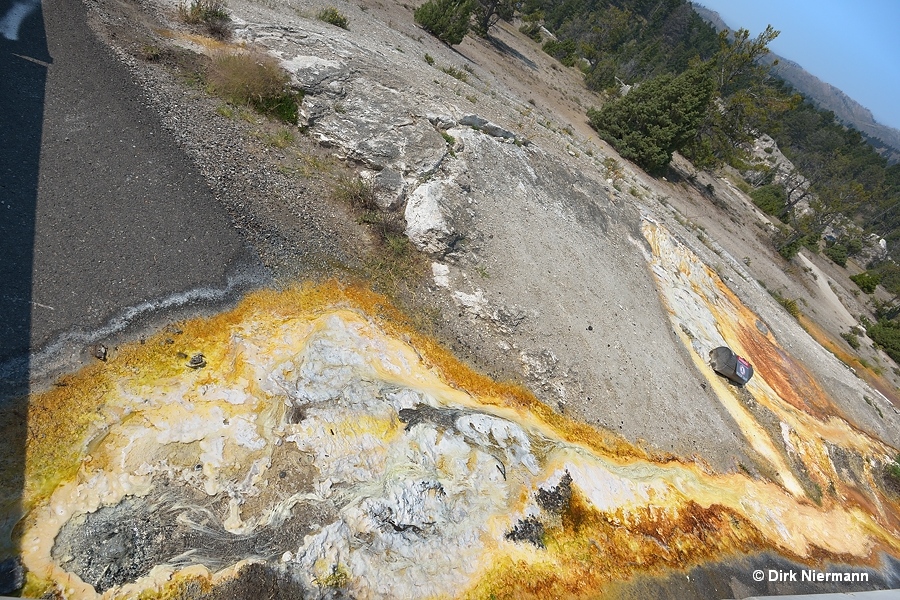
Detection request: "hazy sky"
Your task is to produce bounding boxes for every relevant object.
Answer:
[694,0,900,130]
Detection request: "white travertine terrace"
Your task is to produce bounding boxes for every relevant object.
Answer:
[15,264,900,598]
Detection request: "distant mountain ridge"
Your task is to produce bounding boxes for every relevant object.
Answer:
[692,3,900,163]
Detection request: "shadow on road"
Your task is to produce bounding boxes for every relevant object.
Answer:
[0,0,50,592]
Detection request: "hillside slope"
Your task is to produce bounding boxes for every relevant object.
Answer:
[3,0,900,598]
[693,2,900,162]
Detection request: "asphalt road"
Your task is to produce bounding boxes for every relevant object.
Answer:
[0,0,265,384]
[1,1,264,588]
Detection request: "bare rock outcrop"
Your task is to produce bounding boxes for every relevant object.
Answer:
[206,3,787,465]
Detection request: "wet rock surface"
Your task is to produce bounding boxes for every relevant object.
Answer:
[0,557,24,595]
[504,517,545,548]
[535,471,572,514]
[53,468,336,592]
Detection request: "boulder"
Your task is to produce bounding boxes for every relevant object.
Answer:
[460,114,517,140]
[372,168,408,211]
[281,55,349,98]
[405,180,453,254]
[427,113,457,129]
[313,81,448,175]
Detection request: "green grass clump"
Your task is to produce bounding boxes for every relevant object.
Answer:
[770,289,800,318]
[333,176,378,211]
[263,128,295,148]
[440,66,468,82]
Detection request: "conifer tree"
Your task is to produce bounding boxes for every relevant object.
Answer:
[415,0,474,46]
[588,64,714,175]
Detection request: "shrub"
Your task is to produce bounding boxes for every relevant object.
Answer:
[749,184,786,216]
[584,58,617,91]
[440,65,468,82]
[317,7,349,29]
[602,156,623,182]
[587,64,714,175]
[884,454,900,495]
[207,52,300,123]
[542,39,578,67]
[775,230,818,260]
[804,235,821,253]
[865,319,900,364]
[823,243,848,267]
[888,454,900,484]
[519,18,542,42]
[840,331,860,350]
[178,0,231,38]
[519,11,544,41]
[770,290,800,318]
[871,298,900,320]
[414,0,473,46]
[333,176,378,211]
[140,44,163,61]
[850,271,881,294]
[846,237,863,255]
[334,176,408,245]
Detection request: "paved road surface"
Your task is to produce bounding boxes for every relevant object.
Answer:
[1,0,265,386]
[1,1,264,590]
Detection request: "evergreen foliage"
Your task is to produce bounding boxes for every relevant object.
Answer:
[840,330,860,349]
[686,26,794,168]
[749,184,786,216]
[865,320,900,365]
[587,64,713,175]
[519,10,544,41]
[530,0,900,266]
[870,261,900,299]
[526,0,718,85]
[542,39,578,67]
[414,0,473,45]
[850,271,881,294]
[770,91,900,263]
[472,0,516,37]
[823,243,848,267]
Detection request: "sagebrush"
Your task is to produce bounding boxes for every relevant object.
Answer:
[317,7,349,29]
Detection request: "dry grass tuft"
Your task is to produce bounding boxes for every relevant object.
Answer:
[206,52,300,123]
[177,0,231,39]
